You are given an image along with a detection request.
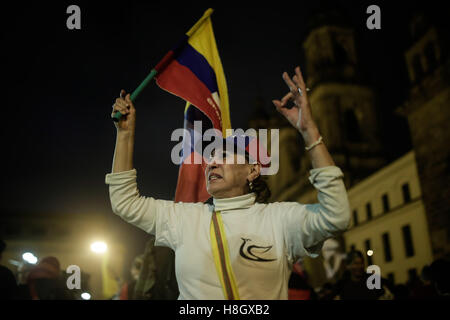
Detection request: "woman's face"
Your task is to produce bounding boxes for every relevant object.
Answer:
[205,149,259,199]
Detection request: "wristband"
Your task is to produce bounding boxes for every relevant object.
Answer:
[305,136,323,151]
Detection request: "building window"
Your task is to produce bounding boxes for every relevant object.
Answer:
[402,225,415,257]
[412,54,424,82]
[366,203,372,221]
[424,42,438,72]
[382,232,393,262]
[365,239,373,265]
[408,268,418,283]
[387,273,395,286]
[344,109,362,142]
[402,183,411,203]
[353,210,359,226]
[382,194,390,213]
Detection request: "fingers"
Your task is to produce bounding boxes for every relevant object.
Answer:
[273,92,295,109]
[280,92,294,107]
[273,67,309,114]
[125,94,135,111]
[112,90,131,115]
[272,100,288,116]
[282,72,298,94]
[272,99,282,110]
[294,66,306,90]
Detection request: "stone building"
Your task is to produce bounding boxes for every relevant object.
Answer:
[397,12,450,259]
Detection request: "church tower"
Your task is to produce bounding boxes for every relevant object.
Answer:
[269,11,388,205]
[298,11,387,200]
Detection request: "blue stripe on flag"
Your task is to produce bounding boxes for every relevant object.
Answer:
[176,44,219,94]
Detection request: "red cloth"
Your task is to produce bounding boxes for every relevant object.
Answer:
[119,283,129,300]
[288,288,311,300]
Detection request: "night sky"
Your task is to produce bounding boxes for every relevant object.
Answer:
[1,1,437,253]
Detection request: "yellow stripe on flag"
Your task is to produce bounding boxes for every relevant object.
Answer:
[186,9,232,137]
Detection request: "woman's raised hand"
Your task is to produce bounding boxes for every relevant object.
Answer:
[111,89,136,134]
[272,66,319,143]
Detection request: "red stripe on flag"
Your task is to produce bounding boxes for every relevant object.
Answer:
[154,50,176,73]
[155,60,222,131]
[175,156,210,203]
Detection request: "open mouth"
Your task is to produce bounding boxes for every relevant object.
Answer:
[208,173,223,182]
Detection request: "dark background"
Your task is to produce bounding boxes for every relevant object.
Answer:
[1,1,431,265]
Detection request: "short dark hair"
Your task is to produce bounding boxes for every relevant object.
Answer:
[251,175,271,203]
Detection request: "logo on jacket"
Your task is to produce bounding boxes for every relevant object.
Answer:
[239,238,276,262]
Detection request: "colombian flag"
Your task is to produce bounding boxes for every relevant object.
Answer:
[154,9,231,203]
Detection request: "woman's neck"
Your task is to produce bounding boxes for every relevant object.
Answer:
[213,192,256,212]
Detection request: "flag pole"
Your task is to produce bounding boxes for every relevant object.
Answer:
[112,68,157,122]
[111,8,214,123]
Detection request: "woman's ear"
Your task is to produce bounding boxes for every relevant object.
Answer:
[248,163,261,182]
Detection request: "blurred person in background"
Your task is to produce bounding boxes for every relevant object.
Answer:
[0,239,18,300]
[119,254,144,300]
[329,250,393,300]
[410,265,439,299]
[288,260,317,300]
[27,256,73,300]
[132,237,179,300]
[16,262,33,299]
[429,257,450,298]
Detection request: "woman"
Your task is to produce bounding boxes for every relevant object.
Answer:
[105,66,350,299]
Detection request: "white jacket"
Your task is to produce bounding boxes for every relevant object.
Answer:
[105,165,350,300]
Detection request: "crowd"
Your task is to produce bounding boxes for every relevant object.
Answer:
[288,250,450,300]
[0,240,76,300]
[1,238,449,300]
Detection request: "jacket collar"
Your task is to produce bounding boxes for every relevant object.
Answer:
[213,192,256,212]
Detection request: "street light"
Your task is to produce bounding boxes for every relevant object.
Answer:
[367,250,374,257]
[90,241,107,254]
[81,292,91,300]
[22,252,38,264]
